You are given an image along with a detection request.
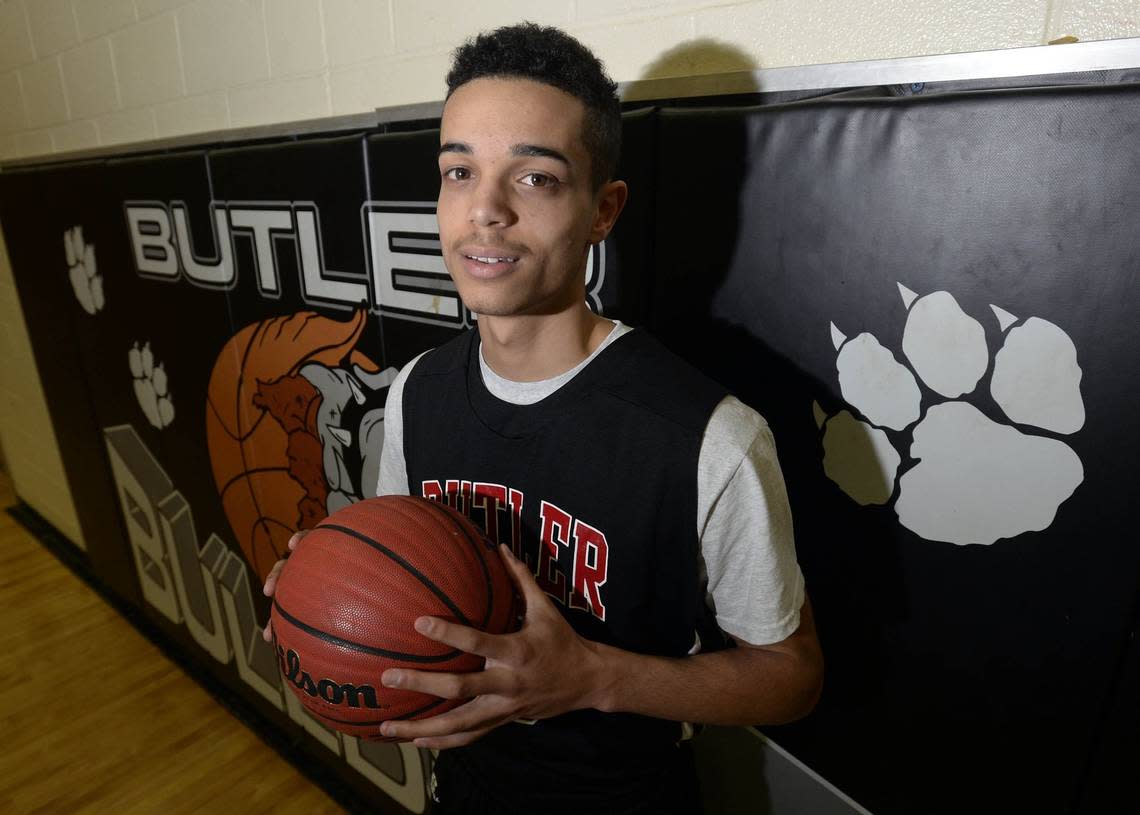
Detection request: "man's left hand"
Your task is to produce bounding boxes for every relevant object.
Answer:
[378,545,608,749]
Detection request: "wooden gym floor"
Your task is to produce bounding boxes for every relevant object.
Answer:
[0,468,345,814]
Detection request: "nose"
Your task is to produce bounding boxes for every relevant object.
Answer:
[469,176,516,229]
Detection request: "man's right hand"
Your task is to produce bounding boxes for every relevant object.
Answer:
[261,530,308,642]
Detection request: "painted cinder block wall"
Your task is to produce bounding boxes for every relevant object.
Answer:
[3,0,1139,164]
[0,0,1138,538]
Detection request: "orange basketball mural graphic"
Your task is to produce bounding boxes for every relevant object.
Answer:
[206,309,389,581]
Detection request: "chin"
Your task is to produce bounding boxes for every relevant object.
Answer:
[454,283,530,318]
[464,302,524,318]
[454,280,578,319]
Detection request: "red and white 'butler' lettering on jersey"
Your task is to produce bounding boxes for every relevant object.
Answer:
[421,480,610,622]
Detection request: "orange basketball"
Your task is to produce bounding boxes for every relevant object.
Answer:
[270,495,520,740]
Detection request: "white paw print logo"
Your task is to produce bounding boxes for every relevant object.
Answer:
[64,226,104,315]
[129,342,175,429]
[814,283,1085,546]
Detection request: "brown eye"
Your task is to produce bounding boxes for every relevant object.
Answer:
[444,167,471,181]
[521,172,555,188]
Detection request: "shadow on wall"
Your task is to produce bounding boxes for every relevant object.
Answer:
[631,39,898,815]
[637,39,787,815]
[638,38,761,80]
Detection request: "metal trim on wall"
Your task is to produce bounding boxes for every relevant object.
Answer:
[620,36,1140,101]
[2,37,1138,170]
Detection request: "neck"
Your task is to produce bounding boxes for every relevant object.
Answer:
[477,302,612,382]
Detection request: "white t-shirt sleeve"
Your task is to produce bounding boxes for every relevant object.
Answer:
[698,396,805,646]
[375,351,429,497]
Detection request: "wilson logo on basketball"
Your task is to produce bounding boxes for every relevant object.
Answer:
[276,644,387,710]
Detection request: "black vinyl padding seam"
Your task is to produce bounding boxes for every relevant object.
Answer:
[6,500,392,815]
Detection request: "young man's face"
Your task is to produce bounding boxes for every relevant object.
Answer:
[437,77,618,318]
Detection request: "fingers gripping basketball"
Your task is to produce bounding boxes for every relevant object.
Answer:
[269,495,519,740]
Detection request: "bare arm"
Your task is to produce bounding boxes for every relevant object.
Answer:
[589,597,822,726]
[379,546,823,748]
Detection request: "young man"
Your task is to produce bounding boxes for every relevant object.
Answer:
[267,23,821,814]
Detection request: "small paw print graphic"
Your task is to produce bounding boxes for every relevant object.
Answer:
[64,226,104,315]
[814,283,1085,546]
[130,342,175,429]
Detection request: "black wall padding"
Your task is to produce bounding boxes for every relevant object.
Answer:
[0,162,139,605]
[652,83,1140,815]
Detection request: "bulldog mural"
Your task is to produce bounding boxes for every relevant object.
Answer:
[206,308,397,581]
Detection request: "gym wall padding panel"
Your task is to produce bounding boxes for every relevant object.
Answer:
[651,83,1140,815]
[365,127,469,369]
[0,161,139,605]
[1,77,1137,814]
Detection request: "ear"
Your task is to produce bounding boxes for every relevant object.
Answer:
[587,180,629,245]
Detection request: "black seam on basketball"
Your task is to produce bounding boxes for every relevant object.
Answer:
[410,496,497,630]
[317,521,474,627]
[303,696,450,727]
[274,599,463,663]
[390,696,450,720]
[381,497,488,623]
[381,496,493,626]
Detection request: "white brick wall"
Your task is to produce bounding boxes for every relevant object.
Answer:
[0,0,1138,540]
[95,106,157,144]
[691,0,1048,69]
[60,39,120,119]
[0,0,1134,162]
[179,0,271,95]
[112,14,184,107]
[1049,0,1140,42]
[14,126,52,155]
[265,0,327,77]
[74,0,137,40]
[153,90,228,136]
[0,71,25,133]
[25,0,80,57]
[228,72,328,127]
[0,2,35,72]
[322,0,392,68]
[20,57,69,128]
[392,0,573,53]
[50,117,98,150]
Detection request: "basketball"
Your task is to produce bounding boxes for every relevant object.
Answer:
[269,495,520,740]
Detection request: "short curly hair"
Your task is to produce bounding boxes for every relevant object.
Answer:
[446,23,621,191]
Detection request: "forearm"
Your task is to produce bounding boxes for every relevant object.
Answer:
[585,642,819,726]
[583,601,823,727]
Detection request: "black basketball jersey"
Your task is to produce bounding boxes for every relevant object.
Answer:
[402,327,727,811]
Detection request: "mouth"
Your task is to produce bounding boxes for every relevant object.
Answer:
[456,246,523,279]
[464,254,519,265]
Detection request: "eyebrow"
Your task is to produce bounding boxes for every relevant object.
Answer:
[510,143,570,166]
[437,141,571,167]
